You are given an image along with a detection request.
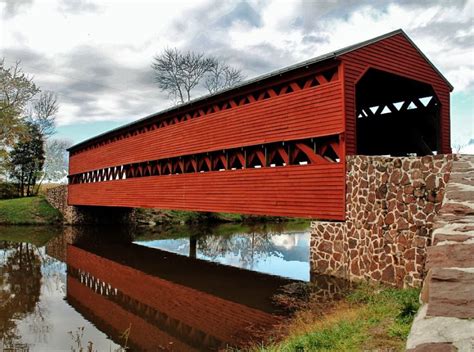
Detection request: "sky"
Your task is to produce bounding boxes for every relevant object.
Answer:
[1,0,473,150]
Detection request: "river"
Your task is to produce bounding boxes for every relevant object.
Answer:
[0,222,348,351]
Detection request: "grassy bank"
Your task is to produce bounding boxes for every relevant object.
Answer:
[134,207,310,226]
[0,225,62,246]
[255,284,420,352]
[0,196,62,225]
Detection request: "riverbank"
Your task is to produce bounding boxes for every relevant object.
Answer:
[0,194,308,227]
[133,207,309,226]
[0,196,62,225]
[253,284,420,351]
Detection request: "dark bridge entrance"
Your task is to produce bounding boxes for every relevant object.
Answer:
[356,68,441,156]
[67,29,452,219]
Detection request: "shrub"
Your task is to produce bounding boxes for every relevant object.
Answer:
[0,182,18,199]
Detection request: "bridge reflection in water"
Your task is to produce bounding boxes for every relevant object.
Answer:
[44,226,350,351]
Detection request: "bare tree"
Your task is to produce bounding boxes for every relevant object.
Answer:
[205,60,245,94]
[30,91,58,138]
[152,48,244,104]
[152,48,214,104]
[42,138,71,184]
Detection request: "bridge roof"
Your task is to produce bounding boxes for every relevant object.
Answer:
[68,28,452,152]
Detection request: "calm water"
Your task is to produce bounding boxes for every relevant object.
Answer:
[0,223,347,351]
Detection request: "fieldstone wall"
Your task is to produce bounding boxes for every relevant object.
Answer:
[46,185,135,225]
[311,154,454,287]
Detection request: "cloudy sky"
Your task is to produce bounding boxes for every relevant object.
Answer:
[1,0,473,148]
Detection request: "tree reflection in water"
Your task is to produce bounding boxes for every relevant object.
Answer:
[197,232,274,269]
[135,222,308,273]
[0,241,43,348]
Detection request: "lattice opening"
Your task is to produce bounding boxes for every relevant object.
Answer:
[198,158,210,172]
[161,161,172,175]
[322,67,338,82]
[229,152,244,170]
[292,145,312,165]
[247,149,264,168]
[212,154,227,171]
[184,158,196,173]
[267,147,287,167]
[321,145,339,162]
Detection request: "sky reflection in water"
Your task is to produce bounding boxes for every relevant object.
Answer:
[0,222,311,351]
[135,229,311,281]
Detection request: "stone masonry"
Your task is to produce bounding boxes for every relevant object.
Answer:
[311,154,454,287]
[46,185,135,225]
[407,155,474,351]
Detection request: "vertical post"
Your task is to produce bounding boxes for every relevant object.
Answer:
[189,236,197,258]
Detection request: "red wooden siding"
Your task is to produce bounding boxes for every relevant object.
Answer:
[67,245,280,350]
[68,163,345,219]
[67,30,452,219]
[69,80,344,175]
[341,33,451,154]
[68,64,346,220]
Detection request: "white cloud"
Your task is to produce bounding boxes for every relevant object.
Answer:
[0,0,472,147]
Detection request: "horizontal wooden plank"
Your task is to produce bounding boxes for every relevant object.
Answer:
[69,164,345,220]
[70,82,344,174]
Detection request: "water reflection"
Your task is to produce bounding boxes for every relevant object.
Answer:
[1,242,42,346]
[0,226,119,351]
[0,223,349,351]
[134,223,311,281]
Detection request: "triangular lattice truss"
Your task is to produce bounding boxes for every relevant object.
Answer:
[68,135,342,184]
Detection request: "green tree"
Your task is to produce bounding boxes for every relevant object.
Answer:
[9,123,45,196]
[0,242,42,344]
[0,59,40,179]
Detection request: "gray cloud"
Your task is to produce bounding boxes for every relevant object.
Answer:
[1,47,54,71]
[2,0,471,147]
[1,0,33,19]
[170,1,262,39]
[57,46,159,120]
[291,0,468,33]
[57,0,98,14]
[3,44,160,123]
[215,1,262,28]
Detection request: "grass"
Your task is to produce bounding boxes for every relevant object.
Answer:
[134,207,311,226]
[0,196,62,225]
[253,283,420,352]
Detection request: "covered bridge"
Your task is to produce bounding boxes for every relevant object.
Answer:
[67,29,452,220]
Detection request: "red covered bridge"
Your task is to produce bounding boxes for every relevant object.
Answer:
[67,29,452,220]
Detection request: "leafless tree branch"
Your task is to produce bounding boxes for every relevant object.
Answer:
[152,49,244,104]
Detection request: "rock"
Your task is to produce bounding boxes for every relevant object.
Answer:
[406,342,457,352]
[432,234,472,245]
[426,244,474,269]
[425,174,438,190]
[381,265,395,282]
[318,240,333,254]
[426,268,474,319]
[439,203,474,216]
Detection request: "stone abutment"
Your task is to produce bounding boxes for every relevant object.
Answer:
[310,154,453,287]
[46,185,135,225]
